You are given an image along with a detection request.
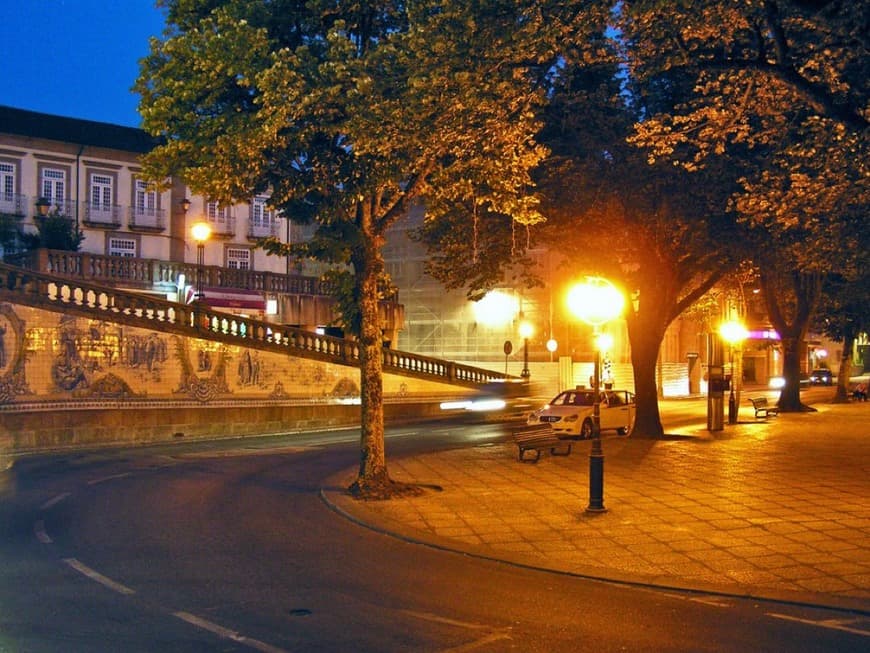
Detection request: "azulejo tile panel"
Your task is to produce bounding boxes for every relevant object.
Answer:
[0,303,368,408]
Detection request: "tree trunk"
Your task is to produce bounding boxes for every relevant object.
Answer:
[833,329,855,403]
[347,222,391,497]
[778,335,809,411]
[626,317,666,438]
[347,219,422,500]
[352,261,388,491]
[761,270,820,412]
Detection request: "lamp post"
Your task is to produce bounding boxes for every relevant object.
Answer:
[191,221,211,301]
[720,320,748,424]
[567,277,625,514]
[519,320,533,379]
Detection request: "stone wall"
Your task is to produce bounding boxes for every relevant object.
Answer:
[0,301,460,454]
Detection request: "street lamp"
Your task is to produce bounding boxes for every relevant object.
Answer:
[519,320,533,379]
[191,221,211,301]
[35,197,51,217]
[720,320,748,424]
[567,276,625,514]
[546,338,558,362]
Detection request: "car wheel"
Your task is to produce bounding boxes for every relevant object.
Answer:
[580,419,594,439]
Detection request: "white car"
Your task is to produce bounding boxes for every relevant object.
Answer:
[528,388,636,438]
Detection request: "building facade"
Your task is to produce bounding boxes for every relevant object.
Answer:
[3,105,852,394]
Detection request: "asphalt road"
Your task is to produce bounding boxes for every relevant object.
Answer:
[0,397,866,652]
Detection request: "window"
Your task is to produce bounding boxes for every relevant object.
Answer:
[0,162,14,201]
[227,248,250,270]
[207,201,231,223]
[41,167,66,204]
[251,196,275,227]
[90,174,113,209]
[109,238,137,257]
[134,180,157,215]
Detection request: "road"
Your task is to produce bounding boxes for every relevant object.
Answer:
[0,394,866,652]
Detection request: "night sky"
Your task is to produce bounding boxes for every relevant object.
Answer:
[1,0,167,127]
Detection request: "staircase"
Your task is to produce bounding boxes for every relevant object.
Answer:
[0,262,504,388]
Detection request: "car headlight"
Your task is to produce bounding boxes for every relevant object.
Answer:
[468,398,506,412]
[563,414,579,422]
[768,377,785,389]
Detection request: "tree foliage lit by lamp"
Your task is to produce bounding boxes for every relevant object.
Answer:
[567,276,625,513]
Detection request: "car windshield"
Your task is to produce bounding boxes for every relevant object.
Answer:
[551,391,595,406]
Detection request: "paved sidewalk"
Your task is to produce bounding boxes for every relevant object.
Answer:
[326,400,870,612]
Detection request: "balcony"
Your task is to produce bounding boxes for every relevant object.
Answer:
[38,198,76,218]
[83,202,123,228]
[128,206,166,232]
[0,192,27,216]
[208,213,236,237]
[247,220,281,240]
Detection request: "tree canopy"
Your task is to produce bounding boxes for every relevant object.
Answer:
[617,0,868,408]
[136,0,584,495]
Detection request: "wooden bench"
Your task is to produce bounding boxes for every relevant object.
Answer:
[748,397,779,419]
[513,423,572,463]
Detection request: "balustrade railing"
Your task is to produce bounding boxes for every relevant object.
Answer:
[0,262,503,387]
[0,192,27,216]
[6,248,337,296]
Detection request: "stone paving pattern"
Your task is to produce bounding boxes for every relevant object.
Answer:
[329,400,869,611]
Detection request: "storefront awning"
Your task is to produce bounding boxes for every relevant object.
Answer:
[186,287,266,311]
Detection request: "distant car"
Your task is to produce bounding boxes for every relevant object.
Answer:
[809,369,833,386]
[527,388,636,438]
[440,380,538,420]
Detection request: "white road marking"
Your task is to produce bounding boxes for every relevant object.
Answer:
[438,632,514,653]
[659,591,731,608]
[33,520,52,544]
[87,472,132,485]
[173,611,289,653]
[767,612,870,637]
[39,492,70,510]
[62,558,136,596]
[401,609,513,651]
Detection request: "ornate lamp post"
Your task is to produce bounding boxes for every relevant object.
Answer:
[567,276,625,513]
[720,320,748,424]
[191,221,211,301]
[519,320,533,379]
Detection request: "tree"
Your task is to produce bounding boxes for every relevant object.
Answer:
[19,212,84,252]
[136,0,566,496]
[418,25,746,438]
[620,0,869,410]
[814,257,870,402]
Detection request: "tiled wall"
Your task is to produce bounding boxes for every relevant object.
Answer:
[0,302,421,404]
[0,301,456,453]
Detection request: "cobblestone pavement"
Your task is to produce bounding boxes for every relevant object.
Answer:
[326,398,870,612]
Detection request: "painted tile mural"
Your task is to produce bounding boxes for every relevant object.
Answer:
[0,303,374,406]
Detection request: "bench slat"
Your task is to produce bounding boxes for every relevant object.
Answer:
[513,424,572,463]
[748,397,778,418]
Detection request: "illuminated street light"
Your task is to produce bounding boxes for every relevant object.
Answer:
[720,320,748,424]
[546,338,557,362]
[519,320,533,379]
[191,221,212,301]
[567,276,625,513]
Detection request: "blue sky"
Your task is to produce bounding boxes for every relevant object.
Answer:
[1,1,167,127]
